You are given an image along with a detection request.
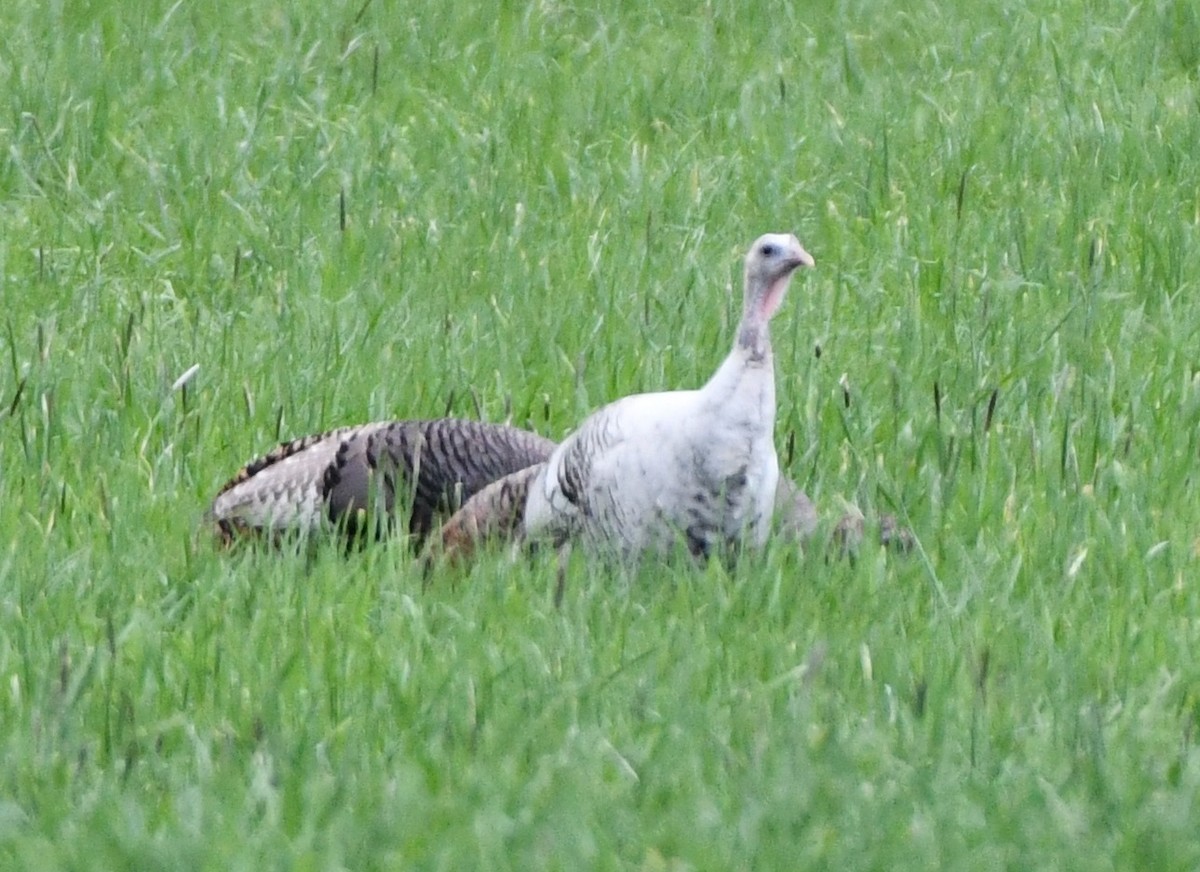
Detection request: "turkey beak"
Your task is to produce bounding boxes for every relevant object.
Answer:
[789,247,815,270]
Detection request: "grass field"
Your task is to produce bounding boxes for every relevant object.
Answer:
[2,0,1200,867]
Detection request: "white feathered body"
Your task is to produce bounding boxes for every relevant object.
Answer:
[524,345,779,559]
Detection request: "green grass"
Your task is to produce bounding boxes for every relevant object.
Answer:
[2,0,1200,867]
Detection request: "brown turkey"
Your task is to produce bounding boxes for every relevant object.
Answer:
[209,418,556,544]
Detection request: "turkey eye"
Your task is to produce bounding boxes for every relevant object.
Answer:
[760,244,777,258]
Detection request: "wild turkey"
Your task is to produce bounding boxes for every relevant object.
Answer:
[209,418,556,544]
[443,233,815,562]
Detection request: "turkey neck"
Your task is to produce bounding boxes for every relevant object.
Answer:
[736,267,793,362]
[705,339,776,425]
[735,318,774,364]
[711,263,793,420]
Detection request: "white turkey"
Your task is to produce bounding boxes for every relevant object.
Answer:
[209,418,556,544]
[442,232,815,562]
